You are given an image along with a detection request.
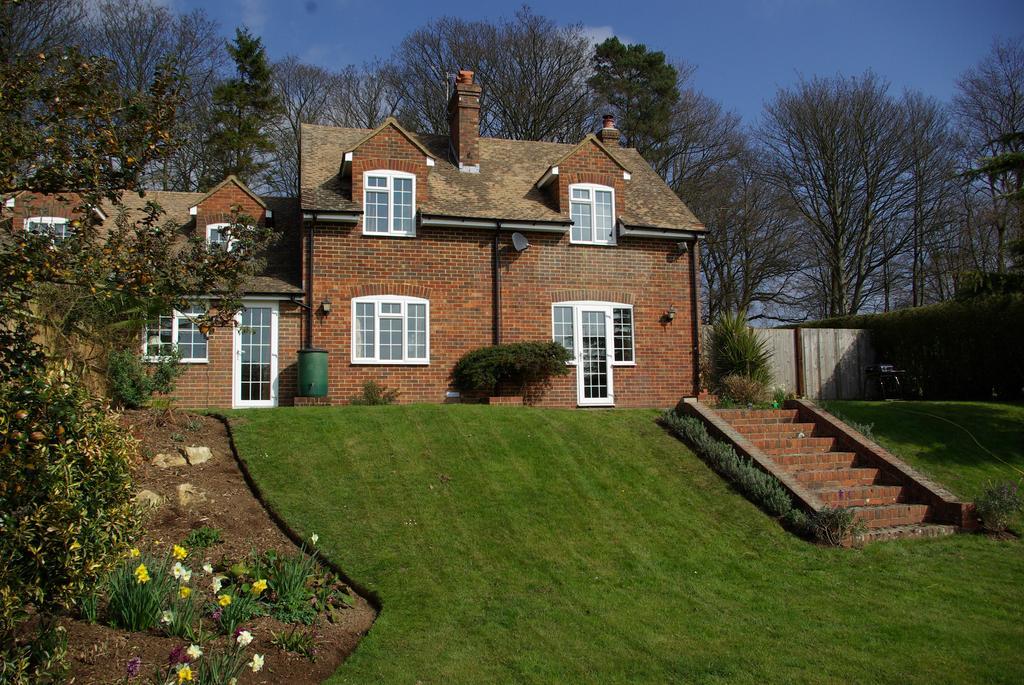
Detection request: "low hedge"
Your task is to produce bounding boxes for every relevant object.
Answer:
[804,294,1024,400]
[660,411,859,544]
[451,341,571,396]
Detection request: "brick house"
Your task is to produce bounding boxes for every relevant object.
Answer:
[6,70,706,408]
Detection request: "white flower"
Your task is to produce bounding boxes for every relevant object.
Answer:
[236,630,253,647]
[181,567,192,584]
[160,610,173,625]
[310,533,319,546]
[186,643,203,660]
[249,654,264,673]
[211,575,224,593]
[172,561,191,581]
[202,563,213,574]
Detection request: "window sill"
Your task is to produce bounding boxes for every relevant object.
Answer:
[350,359,430,366]
[142,357,208,365]
[361,231,417,239]
[568,241,617,247]
[611,361,636,367]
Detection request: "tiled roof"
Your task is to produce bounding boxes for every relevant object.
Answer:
[103,190,303,295]
[300,123,704,232]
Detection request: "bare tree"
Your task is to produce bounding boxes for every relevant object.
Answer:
[697,149,802,321]
[0,0,87,59]
[388,7,594,141]
[332,61,402,130]
[954,37,1024,272]
[88,0,226,191]
[758,72,916,317]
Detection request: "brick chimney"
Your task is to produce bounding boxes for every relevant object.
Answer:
[597,113,620,147]
[447,69,482,173]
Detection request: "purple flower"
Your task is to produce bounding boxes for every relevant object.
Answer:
[126,656,142,678]
[168,645,188,666]
[211,607,223,622]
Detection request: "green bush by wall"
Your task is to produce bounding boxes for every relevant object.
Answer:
[804,295,1024,400]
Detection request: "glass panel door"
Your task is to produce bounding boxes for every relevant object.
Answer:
[578,309,613,405]
[234,303,278,407]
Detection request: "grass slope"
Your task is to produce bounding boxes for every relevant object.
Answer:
[229,405,1024,685]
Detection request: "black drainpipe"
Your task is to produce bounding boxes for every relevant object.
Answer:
[492,223,502,345]
[305,214,316,349]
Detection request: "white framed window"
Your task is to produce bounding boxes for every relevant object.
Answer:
[24,216,72,241]
[569,184,615,245]
[351,295,429,364]
[142,304,208,363]
[363,170,416,237]
[206,223,237,251]
[551,301,634,365]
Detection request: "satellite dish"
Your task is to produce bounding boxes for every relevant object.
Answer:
[511,232,530,252]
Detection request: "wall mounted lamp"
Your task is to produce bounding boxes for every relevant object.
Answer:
[662,305,677,323]
[320,298,332,315]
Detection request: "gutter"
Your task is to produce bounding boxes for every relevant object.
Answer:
[306,213,316,348]
[420,214,569,234]
[618,224,705,240]
[301,211,360,223]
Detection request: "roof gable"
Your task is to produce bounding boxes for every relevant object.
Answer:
[548,135,631,174]
[345,117,438,163]
[192,175,267,211]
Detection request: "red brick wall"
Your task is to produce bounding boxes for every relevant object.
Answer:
[194,181,266,238]
[6,192,87,229]
[555,139,626,217]
[309,221,697,408]
[350,126,431,207]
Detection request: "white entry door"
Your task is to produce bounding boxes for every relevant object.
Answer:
[233,301,279,408]
[576,307,614,406]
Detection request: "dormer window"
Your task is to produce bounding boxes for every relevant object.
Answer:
[569,184,615,245]
[206,223,237,251]
[363,170,415,237]
[25,216,71,241]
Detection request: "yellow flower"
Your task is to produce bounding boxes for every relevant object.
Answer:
[179,586,191,599]
[251,579,267,596]
[134,563,150,584]
[177,664,193,683]
[217,594,232,607]
[172,544,188,560]
[129,547,140,558]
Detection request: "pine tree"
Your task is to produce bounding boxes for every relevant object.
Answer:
[588,37,679,162]
[203,27,280,188]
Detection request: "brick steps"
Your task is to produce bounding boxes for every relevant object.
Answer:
[700,402,967,542]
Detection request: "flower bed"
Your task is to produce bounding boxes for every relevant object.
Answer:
[61,411,376,684]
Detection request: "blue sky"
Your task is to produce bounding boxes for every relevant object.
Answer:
[171,0,1023,125]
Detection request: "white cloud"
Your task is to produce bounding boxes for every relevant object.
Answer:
[239,0,267,32]
[581,25,629,47]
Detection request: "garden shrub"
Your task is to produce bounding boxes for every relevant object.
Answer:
[350,380,400,405]
[974,480,1023,533]
[107,348,184,409]
[1,335,139,675]
[452,342,571,396]
[183,526,222,549]
[812,506,861,546]
[721,374,770,405]
[805,294,1024,400]
[708,310,773,398]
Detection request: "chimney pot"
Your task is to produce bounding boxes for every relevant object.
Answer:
[603,114,615,129]
[597,113,620,147]
[457,69,475,85]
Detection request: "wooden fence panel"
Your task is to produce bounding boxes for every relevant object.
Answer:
[754,329,798,393]
[750,328,875,400]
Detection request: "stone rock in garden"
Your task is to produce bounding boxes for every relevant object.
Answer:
[135,489,163,508]
[152,452,187,468]
[183,445,214,466]
[177,483,207,508]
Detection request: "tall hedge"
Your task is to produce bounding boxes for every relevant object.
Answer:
[804,295,1024,400]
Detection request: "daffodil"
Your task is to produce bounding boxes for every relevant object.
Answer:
[251,579,267,596]
[176,664,193,683]
[211,575,224,593]
[172,544,187,560]
[186,644,202,660]
[179,586,191,599]
[134,563,150,584]
[217,594,232,607]
[129,547,140,558]
[160,610,173,625]
[236,630,253,647]
[202,562,213,574]
[310,533,319,546]
[249,654,264,673]
[172,562,192,584]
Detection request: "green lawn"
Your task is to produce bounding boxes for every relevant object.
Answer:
[228,405,1024,685]
[823,401,1024,522]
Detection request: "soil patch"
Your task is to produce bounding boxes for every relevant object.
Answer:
[63,410,376,684]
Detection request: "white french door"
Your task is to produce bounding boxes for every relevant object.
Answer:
[233,301,279,408]
[575,307,614,406]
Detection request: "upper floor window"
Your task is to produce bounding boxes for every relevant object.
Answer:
[363,170,415,237]
[25,216,72,242]
[206,223,237,251]
[569,184,615,245]
[351,295,429,364]
[143,304,208,363]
